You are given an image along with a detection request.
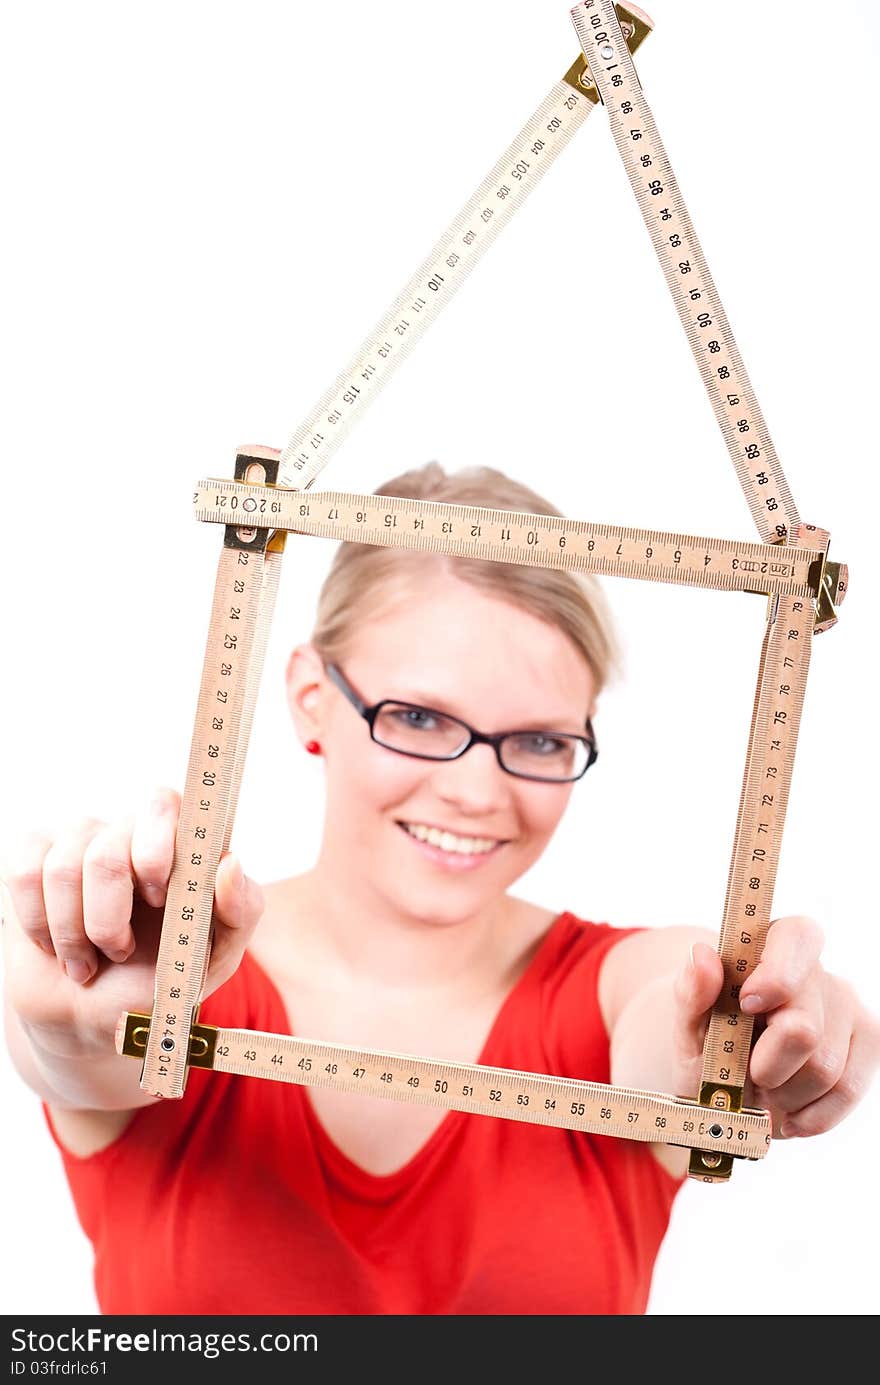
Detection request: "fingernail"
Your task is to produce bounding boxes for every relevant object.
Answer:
[64,959,93,985]
[107,946,133,964]
[688,943,697,971]
[228,856,244,893]
[143,883,165,907]
[741,994,763,1014]
[780,1120,798,1138]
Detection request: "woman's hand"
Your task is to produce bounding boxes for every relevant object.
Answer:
[1,787,265,1073]
[673,916,880,1137]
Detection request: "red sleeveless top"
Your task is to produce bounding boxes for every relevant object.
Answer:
[41,912,685,1314]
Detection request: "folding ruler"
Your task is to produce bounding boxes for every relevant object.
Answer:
[117,1,848,1183]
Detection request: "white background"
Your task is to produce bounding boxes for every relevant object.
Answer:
[1,0,878,1315]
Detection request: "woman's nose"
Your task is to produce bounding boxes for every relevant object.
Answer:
[431,739,511,805]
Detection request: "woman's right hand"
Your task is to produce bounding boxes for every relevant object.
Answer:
[0,787,265,1064]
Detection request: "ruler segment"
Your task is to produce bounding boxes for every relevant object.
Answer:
[570,1,799,544]
[139,541,272,1097]
[119,1011,771,1161]
[222,552,283,848]
[141,449,287,1099]
[687,526,819,1179]
[699,535,820,1088]
[217,450,289,851]
[276,8,652,491]
[193,479,827,599]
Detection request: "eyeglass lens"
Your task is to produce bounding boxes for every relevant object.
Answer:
[373,704,588,780]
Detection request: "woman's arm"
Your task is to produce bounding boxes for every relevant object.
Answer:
[598,917,880,1180]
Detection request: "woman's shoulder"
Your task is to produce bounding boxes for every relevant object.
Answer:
[539,907,643,975]
[535,910,647,1071]
[503,901,629,984]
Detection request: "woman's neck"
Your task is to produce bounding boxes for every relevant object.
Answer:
[262,863,538,1002]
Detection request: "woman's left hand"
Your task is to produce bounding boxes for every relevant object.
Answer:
[676,916,880,1137]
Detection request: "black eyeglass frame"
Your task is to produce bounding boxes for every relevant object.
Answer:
[324,661,598,784]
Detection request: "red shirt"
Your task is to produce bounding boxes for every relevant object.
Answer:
[41,911,685,1314]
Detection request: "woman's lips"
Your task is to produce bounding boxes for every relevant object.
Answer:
[395,821,506,871]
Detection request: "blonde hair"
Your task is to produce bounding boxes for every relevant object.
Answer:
[309,461,623,696]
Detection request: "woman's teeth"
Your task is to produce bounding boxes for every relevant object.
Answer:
[401,822,500,855]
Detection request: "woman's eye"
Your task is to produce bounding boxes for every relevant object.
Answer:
[394,709,437,729]
[518,734,566,755]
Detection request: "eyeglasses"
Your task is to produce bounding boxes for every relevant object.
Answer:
[324,662,598,784]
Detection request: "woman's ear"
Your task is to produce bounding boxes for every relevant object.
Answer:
[285,644,327,743]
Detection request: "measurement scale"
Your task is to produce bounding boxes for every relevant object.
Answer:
[117,3,847,1183]
[191,478,844,602]
[117,1010,769,1160]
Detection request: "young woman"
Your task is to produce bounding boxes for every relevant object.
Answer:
[3,461,878,1315]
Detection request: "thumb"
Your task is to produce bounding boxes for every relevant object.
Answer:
[213,853,265,938]
[672,942,725,1059]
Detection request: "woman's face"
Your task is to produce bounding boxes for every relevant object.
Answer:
[287,568,598,926]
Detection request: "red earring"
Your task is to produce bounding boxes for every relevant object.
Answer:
[305,740,322,755]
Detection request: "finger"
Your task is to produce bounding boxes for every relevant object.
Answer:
[1,832,55,954]
[779,1006,880,1138]
[130,788,180,908]
[42,818,104,983]
[81,819,137,964]
[207,853,265,982]
[672,942,725,1060]
[214,853,265,937]
[752,974,854,1118]
[739,914,824,1016]
[748,970,824,1091]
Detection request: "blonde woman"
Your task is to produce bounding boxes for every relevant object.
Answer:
[3,462,878,1315]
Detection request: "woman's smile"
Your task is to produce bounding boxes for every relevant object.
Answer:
[394,819,509,871]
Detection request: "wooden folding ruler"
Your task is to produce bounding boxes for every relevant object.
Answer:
[117,1,848,1183]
